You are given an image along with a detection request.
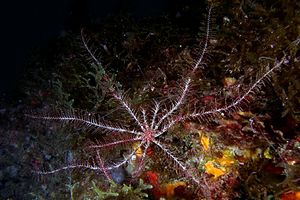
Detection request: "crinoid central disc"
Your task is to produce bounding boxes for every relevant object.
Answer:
[144,129,155,143]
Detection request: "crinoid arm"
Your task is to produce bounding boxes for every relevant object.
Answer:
[80,29,102,68]
[153,6,213,131]
[153,140,200,185]
[34,139,145,181]
[184,55,287,123]
[25,109,141,135]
